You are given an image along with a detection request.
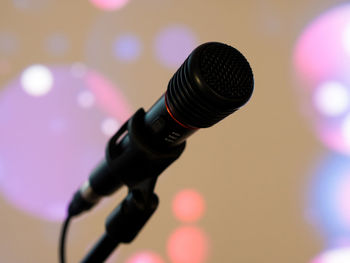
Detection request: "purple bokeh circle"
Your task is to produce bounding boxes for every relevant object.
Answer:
[308,154,350,243]
[154,25,197,68]
[113,34,141,62]
[0,64,131,221]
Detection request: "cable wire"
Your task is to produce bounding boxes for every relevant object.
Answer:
[59,215,72,263]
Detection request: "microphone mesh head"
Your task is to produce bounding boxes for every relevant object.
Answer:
[200,44,253,99]
[166,42,254,128]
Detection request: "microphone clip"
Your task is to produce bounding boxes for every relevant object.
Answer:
[80,109,187,262]
[91,108,186,195]
[81,177,159,263]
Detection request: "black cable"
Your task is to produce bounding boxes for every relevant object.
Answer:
[59,215,72,263]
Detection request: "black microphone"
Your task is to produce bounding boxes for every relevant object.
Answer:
[68,42,254,217]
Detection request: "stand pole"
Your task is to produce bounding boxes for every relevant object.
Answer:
[81,233,120,263]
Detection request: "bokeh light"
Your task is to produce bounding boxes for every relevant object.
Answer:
[45,33,69,56]
[77,90,95,109]
[167,226,209,263]
[84,11,152,80]
[0,64,131,221]
[172,189,205,223]
[21,65,53,97]
[154,25,197,68]
[308,154,350,242]
[341,115,350,147]
[343,23,350,56]
[293,3,350,155]
[311,247,350,263]
[89,0,130,11]
[101,117,120,136]
[84,70,131,118]
[313,81,350,117]
[113,34,141,62]
[125,251,165,263]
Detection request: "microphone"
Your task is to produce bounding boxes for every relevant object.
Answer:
[68,42,254,217]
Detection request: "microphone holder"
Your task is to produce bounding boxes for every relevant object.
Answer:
[80,178,159,263]
[80,109,186,263]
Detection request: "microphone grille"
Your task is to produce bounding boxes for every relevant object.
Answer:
[166,42,254,128]
[199,43,253,99]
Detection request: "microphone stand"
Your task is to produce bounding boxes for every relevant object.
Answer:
[80,177,159,263]
[80,109,186,262]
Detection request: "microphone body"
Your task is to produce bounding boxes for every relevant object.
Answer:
[69,105,187,216]
[68,42,254,217]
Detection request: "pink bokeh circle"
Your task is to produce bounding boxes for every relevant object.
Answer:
[293,4,350,155]
[89,0,130,11]
[154,25,197,68]
[172,189,205,223]
[167,226,209,263]
[125,251,165,263]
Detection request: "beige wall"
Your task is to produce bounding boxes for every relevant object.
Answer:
[1,0,346,262]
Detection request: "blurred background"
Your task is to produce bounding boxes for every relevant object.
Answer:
[1,0,350,262]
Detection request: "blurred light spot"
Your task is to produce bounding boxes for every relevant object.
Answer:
[0,32,19,55]
[85,71,132,120]
[293,4,350,155]
[21,65,53,97]
[101,118,120,136]
[71,62,87,78]
[0,65,131,221]
[167,226,209,263]
[343,23,350,56]
[45,33,69,56]
[77,91,95,108]
[113,34,141,62]
[336,174,350,224]
[89,0,130,11]
[154,25,197,68]
[341,115,350,146]
[311,247,350,263]
[172,189,205,223]
[293,4,350,83]
[309,154,350,241]
[314,82,350,117]
[125,251,165,263]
